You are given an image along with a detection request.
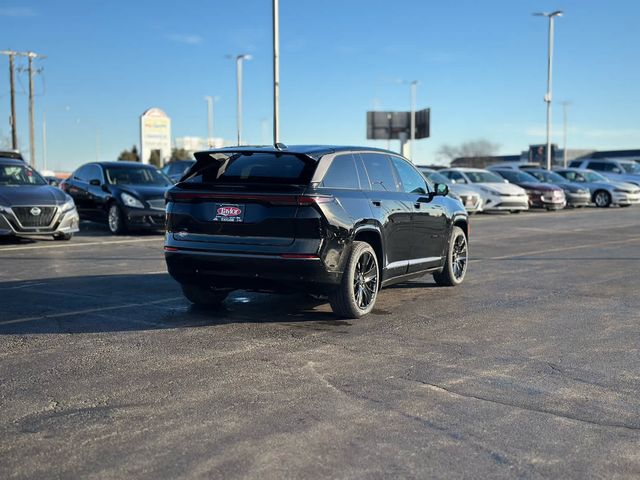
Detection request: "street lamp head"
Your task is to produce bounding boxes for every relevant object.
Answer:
[533,10,564,17]
[238,53,252,61]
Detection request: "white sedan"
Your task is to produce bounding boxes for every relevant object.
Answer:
[439,168,529,212]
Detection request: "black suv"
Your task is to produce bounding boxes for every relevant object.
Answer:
[164,146,469,318]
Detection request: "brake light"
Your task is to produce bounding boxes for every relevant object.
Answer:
[297,195,334,206]
[164,246,179,252]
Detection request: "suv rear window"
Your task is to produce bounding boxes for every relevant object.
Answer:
[186,152,316,185]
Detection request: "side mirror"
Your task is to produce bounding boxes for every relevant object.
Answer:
[434,183,449,196]
[89,179,101,186]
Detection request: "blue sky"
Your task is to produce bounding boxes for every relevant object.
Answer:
[2,0,639,171]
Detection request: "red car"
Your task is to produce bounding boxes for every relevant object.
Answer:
[492,169,566,210]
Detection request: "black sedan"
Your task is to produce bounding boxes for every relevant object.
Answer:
[61,162,171,234]
[521,168,591,207]
[0,157,79,240]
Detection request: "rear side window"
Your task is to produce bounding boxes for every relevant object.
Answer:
[588,161,618,172]
[185,152,316,185]
[322,154,360,189]
[568,160,582,168]
[360,153,399,192]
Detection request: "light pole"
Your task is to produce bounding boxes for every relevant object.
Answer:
[533,10,563,170]
[229,54,252,145]
[410,80,418,162]
[561,101,571,168]
[204,95,218,147]
[273,0,280,145]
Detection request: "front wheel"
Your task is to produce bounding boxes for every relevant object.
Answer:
[108,204,128,234]
[329,241,379,319]
[181,284,230,306]
[593,190,611,208]
[433,226,468,286]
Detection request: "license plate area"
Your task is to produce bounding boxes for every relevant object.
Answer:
[213,203,245,223]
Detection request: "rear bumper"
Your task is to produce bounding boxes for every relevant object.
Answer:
[0,208,80,237]
[165,248,342,293]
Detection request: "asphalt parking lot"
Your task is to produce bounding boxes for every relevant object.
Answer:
[1,208,639,479]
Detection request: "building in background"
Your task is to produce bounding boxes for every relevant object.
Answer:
[140,108,171,166]
[175,136,224,154]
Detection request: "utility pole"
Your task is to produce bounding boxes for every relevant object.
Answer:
[273,0,280,145]
[27,53,36,167]
[0,50,20,149]
[42,112,47,170]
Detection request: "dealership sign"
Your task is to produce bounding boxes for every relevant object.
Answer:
[140,108,171,165]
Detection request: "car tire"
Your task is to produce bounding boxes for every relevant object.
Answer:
[53,233,73,241]
[619,204,631,208]
[593,190,611,208]
[329,241,379,319]
[510,210,521,214]
[433,226,468,287]
[108,204,128,235]
[181,284,229,306]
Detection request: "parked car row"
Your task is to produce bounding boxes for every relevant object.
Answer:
[418,161,640,214]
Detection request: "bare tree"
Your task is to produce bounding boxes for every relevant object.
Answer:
[437,139,500,164]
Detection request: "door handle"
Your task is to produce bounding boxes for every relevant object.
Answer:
[371,200,381,207]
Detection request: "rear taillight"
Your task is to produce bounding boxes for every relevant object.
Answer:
[297,195,334,206]
[169,192,333,206]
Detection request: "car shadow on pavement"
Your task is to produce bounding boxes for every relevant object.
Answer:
[0,273,344,335]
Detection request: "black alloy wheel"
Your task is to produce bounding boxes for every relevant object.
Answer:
[434,226,468,286]
[329,241,379,318]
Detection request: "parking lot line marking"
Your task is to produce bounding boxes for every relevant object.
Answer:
[0,296,183,326]
[0,237,163,252]
[485,236,640,261]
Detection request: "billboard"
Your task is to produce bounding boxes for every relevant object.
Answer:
[366,109,430,140]
[528,144,557,165]
[140,108,171,165]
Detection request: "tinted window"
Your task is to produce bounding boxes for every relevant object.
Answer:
[588,161,616,172]
[421,170,449,185]
[105,166,172,186]
[391,157,427,194]
[496,170,537,183]
[185,152,315,185]
[74,165,91,182]
[448,171,467,183]
[360,153,399,192]
[569,160,582,168]
[86,165,103,182]
[322,154,360,189]
[465,171,504,183]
